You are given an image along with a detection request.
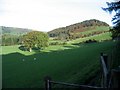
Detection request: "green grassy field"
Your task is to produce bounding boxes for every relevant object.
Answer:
[49,32,112,47]
[79,26,109,35]
[2,41,116,88]
[67,32,112,44]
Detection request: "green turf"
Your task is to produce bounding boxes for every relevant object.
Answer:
[1,45,35,55]
[2,41,116,88]
[68,32,112,44]
[79,26,109,35]
[1,44,78,55]
[49,32,112,45]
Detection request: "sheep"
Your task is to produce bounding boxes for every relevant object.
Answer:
[34,58,36,60]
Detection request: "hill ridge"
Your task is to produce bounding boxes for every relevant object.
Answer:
[48,19,110,40]
[0,26,33,35]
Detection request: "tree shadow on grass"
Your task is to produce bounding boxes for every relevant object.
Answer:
[18,46,27,51]
[18,46,42,53]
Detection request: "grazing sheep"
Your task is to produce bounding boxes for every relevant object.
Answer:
[34,58,36,60]
[22,59,25,61]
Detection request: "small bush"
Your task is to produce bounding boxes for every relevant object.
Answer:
[49,42,67,45]
[84,39,97,43]
[49,42,60,45]
[19,46,27,51]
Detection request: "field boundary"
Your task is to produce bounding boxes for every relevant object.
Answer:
[44,53,120,89]
[44,76,104,90]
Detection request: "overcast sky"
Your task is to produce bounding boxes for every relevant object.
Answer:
[0,0,115,32]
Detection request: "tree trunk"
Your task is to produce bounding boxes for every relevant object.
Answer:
[29,48,32,52]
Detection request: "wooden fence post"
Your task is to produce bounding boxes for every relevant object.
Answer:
[100,53,109,88]
[111,69,120,88]
[44,76,52,90]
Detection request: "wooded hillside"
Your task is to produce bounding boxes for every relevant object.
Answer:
[48,19,110,40]
[0,26,32,35]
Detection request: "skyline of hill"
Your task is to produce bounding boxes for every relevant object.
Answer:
[48,19,110,40]
[0,26,33,35]
[1,19,110,37]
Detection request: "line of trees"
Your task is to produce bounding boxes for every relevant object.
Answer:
[1,34,22,46]
[103,1,120,69]
[103,1,120,39]
[1,31,49,52]
[51,30,109,41]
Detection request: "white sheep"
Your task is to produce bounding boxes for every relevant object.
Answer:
[34,58,36,60]
[22,59,25,61]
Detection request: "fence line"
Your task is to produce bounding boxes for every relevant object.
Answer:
[50,80,104,88]
[44,77,105,90]
[100,53,109,88]
[44,53,120,89]
[100,54,108,75]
